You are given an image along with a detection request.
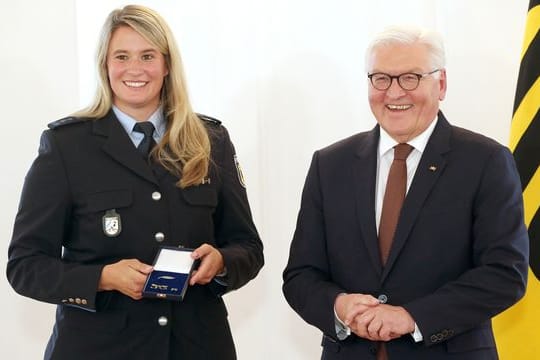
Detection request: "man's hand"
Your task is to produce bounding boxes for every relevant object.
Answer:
[335,293,380,326]
[348,304,415,341]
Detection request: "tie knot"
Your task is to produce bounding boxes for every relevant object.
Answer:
[133,121,155,137]
[393,143,413,160]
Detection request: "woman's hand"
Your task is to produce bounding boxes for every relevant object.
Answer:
[98,259,153,300]
[189,244,225,285]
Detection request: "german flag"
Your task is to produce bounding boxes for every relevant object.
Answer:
[493,1,540,358]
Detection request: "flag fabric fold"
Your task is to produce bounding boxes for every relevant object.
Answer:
[494,1,540,359]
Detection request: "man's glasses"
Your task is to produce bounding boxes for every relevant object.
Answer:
[367,69,440,91]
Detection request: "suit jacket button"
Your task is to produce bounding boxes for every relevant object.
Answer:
[377,294,388,304]
[155,232,165,242]
[81,299,88,305]
[158,316,168,326]
[75,298,82,304]
[152,191,162,201]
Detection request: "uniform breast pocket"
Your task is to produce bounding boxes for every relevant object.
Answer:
[73,189,133,239]
[181,186,218,208]
[178,186,218,247]
[76,189,133,214]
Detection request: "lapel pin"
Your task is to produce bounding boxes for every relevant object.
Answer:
[201,177,211,185]
[429,165,437,172]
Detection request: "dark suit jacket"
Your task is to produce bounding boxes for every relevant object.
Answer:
[7,111,264,360]
[283,112,528,360]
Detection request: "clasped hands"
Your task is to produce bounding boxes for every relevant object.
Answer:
[335,293,415,341]
[98,243,224,300]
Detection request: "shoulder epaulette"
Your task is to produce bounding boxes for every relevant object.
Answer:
[196,113,222,126]
[48,116,87,129]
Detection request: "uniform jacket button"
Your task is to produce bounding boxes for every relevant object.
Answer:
[152,191,161,201]
[158,316,168,326]
[155,232,165,242]
[377,294,388,304]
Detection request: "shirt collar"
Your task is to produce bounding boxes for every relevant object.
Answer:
[378,116,438,157]
[112,105,166,138]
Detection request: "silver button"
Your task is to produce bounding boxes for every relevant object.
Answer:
[152,191,161,201]
[155,232,165,242]
[158,316,168,326]
[377,294,388,304]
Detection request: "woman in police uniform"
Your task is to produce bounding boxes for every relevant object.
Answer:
[6,5,263,360]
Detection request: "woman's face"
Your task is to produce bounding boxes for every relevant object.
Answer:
[107,26,168,121]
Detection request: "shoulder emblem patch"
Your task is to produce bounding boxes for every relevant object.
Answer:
[234,155,246,188]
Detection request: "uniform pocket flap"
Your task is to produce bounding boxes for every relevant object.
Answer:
[59,306,128,333]
[181,186,218,207]
[77,189,133,214]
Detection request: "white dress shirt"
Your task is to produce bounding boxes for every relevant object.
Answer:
[335,117,438,342]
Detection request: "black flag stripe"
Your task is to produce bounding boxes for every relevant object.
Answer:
[512,30,540,113]
[513,109,540,188]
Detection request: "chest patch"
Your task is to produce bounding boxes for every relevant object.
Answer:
[102,209,122,237]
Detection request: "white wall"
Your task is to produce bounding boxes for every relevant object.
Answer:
[1,0,79,358]
[1,0,528,359]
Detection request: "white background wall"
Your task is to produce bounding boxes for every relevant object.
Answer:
[1,0,529,359]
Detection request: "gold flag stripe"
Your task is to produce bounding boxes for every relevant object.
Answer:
[509,76,540,152]
[523,166,540,227]
[521,5,540,60]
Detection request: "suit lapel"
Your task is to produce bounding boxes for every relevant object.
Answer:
[352,126,382,276]
[382,112,452,281]
[93,111,158,185]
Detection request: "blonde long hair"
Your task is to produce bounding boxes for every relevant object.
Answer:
[75,5,210,188]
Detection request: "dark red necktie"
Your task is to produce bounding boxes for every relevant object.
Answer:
[378,143,413,265]
[376,143,413,360]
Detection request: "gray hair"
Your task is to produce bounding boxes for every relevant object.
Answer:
[365,25,446,74]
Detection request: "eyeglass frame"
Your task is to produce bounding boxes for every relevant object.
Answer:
[367,69,441,91]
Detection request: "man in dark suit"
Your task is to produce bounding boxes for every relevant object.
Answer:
[282,25,528,359]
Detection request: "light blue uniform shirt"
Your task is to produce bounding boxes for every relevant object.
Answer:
[112,106,166,147]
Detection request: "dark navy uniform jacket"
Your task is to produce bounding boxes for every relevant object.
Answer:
[7,110,263,360]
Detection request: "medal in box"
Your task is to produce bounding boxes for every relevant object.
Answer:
[143,246,196,301]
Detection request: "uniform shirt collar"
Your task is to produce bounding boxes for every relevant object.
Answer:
[112,105,166,140]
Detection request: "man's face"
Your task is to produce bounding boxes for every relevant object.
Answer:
[367,42,446,143]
